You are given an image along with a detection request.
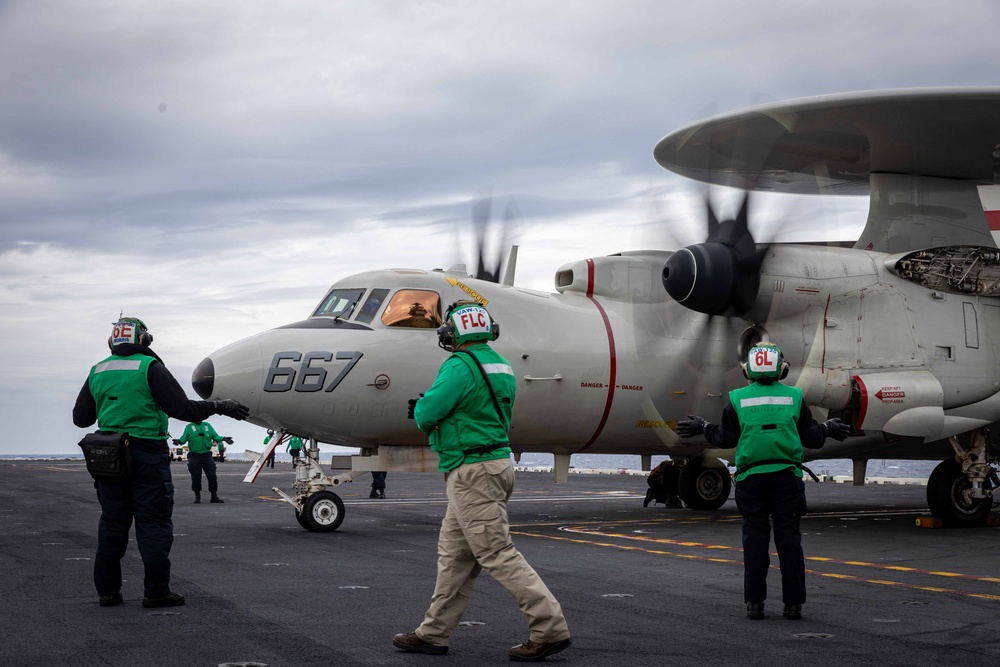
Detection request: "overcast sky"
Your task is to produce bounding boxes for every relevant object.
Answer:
[3,1,999,455]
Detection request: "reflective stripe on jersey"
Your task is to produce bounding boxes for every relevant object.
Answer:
[94,360,142,373]
[739,396,794,408]
[482,363,515,376]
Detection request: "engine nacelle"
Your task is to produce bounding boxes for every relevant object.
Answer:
[554,253,668,304]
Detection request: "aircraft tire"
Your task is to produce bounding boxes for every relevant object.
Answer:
[926,458,991,527]
[679,459,732,511]
[298,490,346,532]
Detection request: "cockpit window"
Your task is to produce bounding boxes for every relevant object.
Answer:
[355,288,389,325]
[313,288,365,319]
[382,290,442,328]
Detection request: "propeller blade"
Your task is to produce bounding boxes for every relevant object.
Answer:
[473,194,494,281]
[453,189,520,284]
[663,191,760,317]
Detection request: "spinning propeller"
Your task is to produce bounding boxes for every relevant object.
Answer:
[657,191,776,412]
[662,192,766,317]
[469,191,520,283]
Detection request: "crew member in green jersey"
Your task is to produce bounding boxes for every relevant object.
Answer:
[392,301,571,662]
[286,435,304,460]
[177,420,228,503]
[73,317,249,608]
[677,342,848,621]
[263,430,276,468]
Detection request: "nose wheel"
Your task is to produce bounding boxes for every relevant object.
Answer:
[295,490,346,532]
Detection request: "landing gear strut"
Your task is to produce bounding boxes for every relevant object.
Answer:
[926,427,998,527]
[271,438,363,532]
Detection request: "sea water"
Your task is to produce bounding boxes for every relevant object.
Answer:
[514,453,938,479]
[1,452,939,480]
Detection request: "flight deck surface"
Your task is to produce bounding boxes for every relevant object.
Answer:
[1,460,997,666]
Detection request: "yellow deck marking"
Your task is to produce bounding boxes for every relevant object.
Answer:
[511,520,1000,602]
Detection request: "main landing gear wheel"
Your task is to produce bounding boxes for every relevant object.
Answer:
[926,459,991,527]
[296,490,346,532]
[679,458,732,510]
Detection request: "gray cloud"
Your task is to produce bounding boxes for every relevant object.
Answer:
[2,0,999,453]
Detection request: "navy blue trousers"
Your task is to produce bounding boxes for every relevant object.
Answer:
[187,451,218,494]
[94,448,174,598]
[734,468,808,605]
[371,471,387,491]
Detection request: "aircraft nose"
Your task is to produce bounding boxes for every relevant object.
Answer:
[192,357,215,399]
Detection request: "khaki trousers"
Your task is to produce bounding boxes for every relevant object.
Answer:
[415,458,570,646]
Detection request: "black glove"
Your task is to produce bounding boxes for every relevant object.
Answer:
[823,418,850,441]
[676,415,708,438]
[223,436,234,444]
[407,398,419,420]
[212,399,250,421]
[171,439,181,446]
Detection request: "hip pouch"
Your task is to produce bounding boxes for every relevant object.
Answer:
[79,432,132,482]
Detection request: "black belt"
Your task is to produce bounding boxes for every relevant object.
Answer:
[463,443,509,457]
[736,459,819,483]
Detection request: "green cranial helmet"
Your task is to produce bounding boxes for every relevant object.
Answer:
[437,301,499,351]
[742,341,788,381]
[109,317,153,349]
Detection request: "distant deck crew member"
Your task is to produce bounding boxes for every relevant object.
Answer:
[644,457,682,507]
[177,420,228,503]
[286,435,304,461]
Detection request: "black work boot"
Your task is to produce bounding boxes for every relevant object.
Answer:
[142,592,185,608]
[210,494,224,503]
[746,602,765,620]
[99,592,123,607]
[193,492,201,504]
[783,604,802,620]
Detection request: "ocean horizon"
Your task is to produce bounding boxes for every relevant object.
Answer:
[1,452,939,479]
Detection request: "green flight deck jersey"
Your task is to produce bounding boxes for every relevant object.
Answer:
[87,353,168,440]
[414,344,515,473]
[730,382,804,482]
[180,421,223,454]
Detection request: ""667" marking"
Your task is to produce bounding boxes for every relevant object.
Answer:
[263,351,363,393]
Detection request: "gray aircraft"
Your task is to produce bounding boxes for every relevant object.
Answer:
[193,87,1000,531]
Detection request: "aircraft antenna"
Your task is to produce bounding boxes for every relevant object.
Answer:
[501,245,519,286]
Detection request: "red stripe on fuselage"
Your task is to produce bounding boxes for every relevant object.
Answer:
[581,258,617,450]
[985,210,1000,231]
[821,294,830,373]
[853,375,868,431]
